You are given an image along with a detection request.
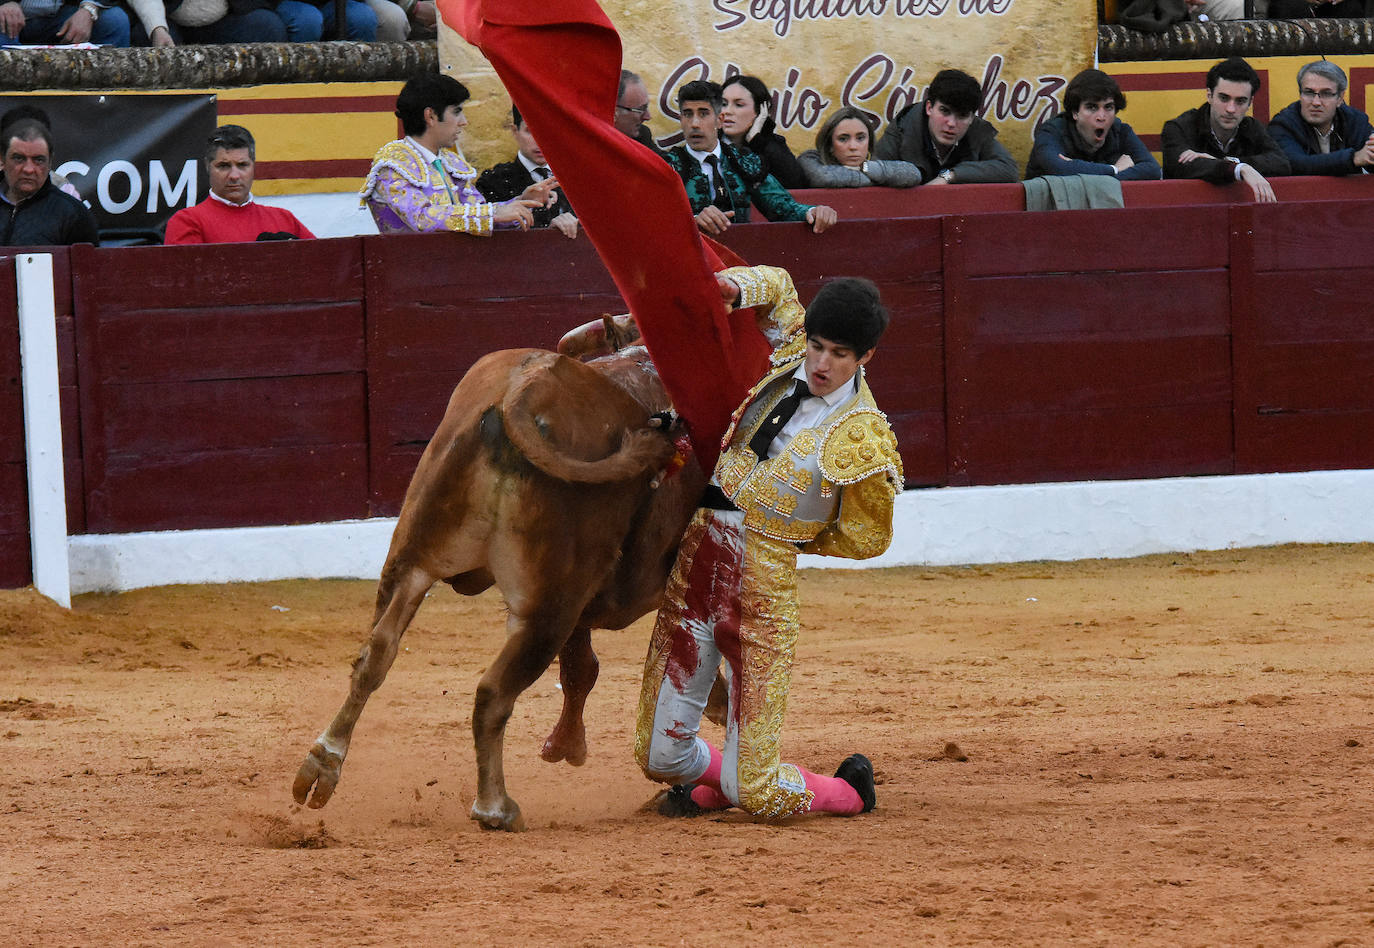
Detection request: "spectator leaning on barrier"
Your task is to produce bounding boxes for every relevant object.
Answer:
[1267,60,1374,176]
[1,119,99,247]
[797,106,922,189]
[664,79,836,237]
[1162,57,1290,203]
[477,104,579,239]
[165,125,315,244]
[872,69,1018,185]
[0,0,130,46]
[360,73,552,236]
[1026,68,1162,181]
[615,69,665,159]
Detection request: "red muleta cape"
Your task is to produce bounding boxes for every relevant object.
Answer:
[439,0,771,470]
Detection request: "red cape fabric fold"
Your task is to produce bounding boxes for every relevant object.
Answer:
[439,0,770,470]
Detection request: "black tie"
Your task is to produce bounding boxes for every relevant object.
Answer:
[533,166,550,180]
[704,154,725,203]
[749,380,811,460]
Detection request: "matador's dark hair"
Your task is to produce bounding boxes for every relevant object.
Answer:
[804,277,888,356]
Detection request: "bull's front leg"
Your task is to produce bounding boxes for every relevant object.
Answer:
[293,566,434,808]
[540,625,598,766]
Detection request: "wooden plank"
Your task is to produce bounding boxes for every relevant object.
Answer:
[363,231,618,301]
[722,217,945,284]
[1229,204,1263,478]
[1250,272,1374,342]
[89,302,366,383]
[943,216,976,486]
[959,338,1232,413]
[0,461,26,535]
[1237,413,1374,474]
[100,374,366,454]
[959,405,1233,486]
[1249,201,1374,273]
[957,206,1230,277]
[788,183,1026,220]
[78,238,365,311]
[368,446,421,517]
[887,411,945,487]
[963,271,1230,338]
[0,531,30,590]
[1249,343,1374,412]
[88,444,368,533]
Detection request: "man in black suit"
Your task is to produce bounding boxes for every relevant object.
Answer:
[477,105,579,238]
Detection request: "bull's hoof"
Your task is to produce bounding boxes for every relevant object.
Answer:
[470,795,526,832]
[292,742,344,809]
[540,727,588,766]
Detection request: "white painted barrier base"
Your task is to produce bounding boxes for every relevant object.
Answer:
[65,468,1374,594]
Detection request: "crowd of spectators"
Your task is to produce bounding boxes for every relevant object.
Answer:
[341,54,1368,247]
[0,0,437,44]
[5,50,1371,248]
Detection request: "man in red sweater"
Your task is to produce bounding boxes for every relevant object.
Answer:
[165,125,315,245]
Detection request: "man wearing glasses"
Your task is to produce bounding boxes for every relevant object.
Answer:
[614,69,665,158]
[1268,60,1374,176]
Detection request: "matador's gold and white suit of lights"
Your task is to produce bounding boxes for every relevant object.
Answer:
[636,264,902,819]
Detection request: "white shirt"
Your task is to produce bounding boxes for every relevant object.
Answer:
[760,365,858,461]
[686,143,724,191]
[516,151,552,180]
[208,188,254,208]
[406,136,440,166]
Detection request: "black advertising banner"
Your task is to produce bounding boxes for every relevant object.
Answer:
[0,94,216,235]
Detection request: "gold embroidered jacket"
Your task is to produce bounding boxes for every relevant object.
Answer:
[714,265,903,560]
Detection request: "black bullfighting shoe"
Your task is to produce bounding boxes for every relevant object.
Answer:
[658,784,705,818]
[834,753,876,813]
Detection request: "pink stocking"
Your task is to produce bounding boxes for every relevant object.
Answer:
[801,768,863,815]
[688,743,732,810]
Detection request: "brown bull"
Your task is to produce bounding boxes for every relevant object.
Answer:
[292,340,706,831]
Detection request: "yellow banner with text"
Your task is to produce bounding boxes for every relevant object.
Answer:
[439,0,1097,169]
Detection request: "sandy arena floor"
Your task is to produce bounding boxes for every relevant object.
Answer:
[2,543,1373,946]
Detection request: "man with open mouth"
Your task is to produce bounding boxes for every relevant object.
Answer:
[1025,68,1161,182]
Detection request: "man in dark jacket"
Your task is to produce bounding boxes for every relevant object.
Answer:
[477,105,578,238]
[872,68,1018,185]
[1162,57,1290,202]
[1,119,97,247]
[1267,60,1374,177]
[1025,69,1162,181]
[663,79,836,237]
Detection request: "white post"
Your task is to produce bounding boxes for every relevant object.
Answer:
[16,253,71,609]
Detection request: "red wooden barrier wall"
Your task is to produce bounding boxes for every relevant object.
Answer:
[5,190,1374,589]
[69,239,370,532]
[1232,200,1374,474]
[943,206,1234,485]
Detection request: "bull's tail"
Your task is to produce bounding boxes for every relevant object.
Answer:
[500,355,676,485]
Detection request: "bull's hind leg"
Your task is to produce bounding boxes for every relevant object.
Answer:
[540,625,597,766]
[470,605,581,831]
[293,563,435,808]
